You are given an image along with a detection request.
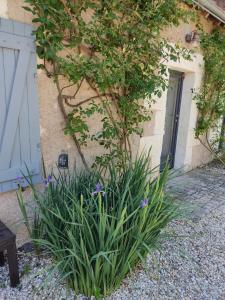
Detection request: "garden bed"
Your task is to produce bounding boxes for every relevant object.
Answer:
[1,201,225,299]
[1,164,224,299]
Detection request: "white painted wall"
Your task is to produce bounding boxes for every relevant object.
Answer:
[0,0,8,18]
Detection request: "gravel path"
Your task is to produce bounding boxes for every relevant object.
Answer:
[108,204,225,300]
[0,252,78,300]
[0,164,225,300]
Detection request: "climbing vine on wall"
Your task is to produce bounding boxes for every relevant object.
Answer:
[195,28,225,158]
[24,0,193,170]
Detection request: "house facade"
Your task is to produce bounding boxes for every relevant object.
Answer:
[0,0,224,244]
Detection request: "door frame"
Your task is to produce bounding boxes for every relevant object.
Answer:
[160,70,184,170]
[139,50,204,172]
[164,53,204,171]
[170,71,184,168]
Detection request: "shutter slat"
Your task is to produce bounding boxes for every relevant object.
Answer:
[0,161,40,182]
[12,20,25,37]
[10,50,21,169]
[0,49,30,169]
[0,18,13,33]
[19,75,31,165]
[0,32,34,51]
[0,48,6,146]
[27,52,41,163]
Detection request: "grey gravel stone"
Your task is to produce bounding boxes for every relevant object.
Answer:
[0,251,82,300]
[108,206,225,300]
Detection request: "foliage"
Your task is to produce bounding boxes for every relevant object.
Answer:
[17,187,43,256]
[194,28,225,157]
[17,165,47,256]
[24,0,192,169]
[18,155,179,298]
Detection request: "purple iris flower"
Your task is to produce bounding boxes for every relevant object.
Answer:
[140,198,149,208]
[43,175,53,187]
[16,176,23,182]
[92,182,106,197]
[95,183,102,193]
[16,176,24,189]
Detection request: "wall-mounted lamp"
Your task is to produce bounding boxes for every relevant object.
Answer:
[58,150,69,169]
[185,30,199,43]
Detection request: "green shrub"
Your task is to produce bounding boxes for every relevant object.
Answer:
[19,155,179,298]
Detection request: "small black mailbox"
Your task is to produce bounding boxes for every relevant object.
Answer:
[58,152,68,169]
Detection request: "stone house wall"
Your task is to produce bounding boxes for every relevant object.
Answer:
[0,0,217,244]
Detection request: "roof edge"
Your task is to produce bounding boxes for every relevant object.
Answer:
[193,0,225,24]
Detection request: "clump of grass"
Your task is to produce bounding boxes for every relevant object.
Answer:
[21,263,31,277]
[18,154,180,299]
[17,180,43,256]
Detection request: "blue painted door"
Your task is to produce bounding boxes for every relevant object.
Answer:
[0,18,41,192]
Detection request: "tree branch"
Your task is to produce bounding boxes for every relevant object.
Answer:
[54,67,90,171]
[63,93,119,108]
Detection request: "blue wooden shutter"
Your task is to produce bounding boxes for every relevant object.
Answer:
[0,18,41,192]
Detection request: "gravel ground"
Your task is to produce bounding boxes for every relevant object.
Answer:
[0,252,79,300]
[0,164,225,300]
[108,205,225,300]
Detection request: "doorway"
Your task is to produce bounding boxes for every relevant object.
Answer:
[160,70,184,170]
